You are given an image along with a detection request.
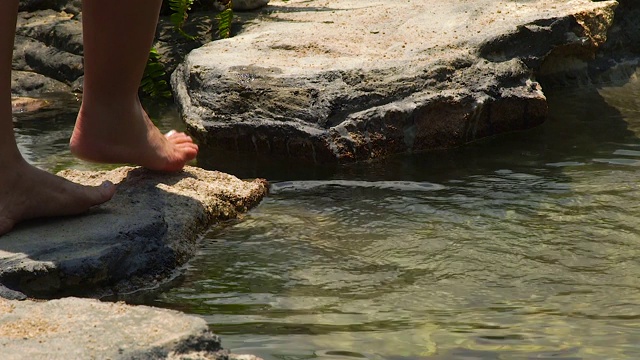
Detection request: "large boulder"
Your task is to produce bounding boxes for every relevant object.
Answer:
[0,166,267,298]
[171,0,619,164]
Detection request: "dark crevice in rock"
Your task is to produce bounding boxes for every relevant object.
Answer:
[524,0,639,89]
[478,16,587,69]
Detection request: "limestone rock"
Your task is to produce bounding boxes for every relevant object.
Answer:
[0,166,268,298]
[0,297,257,360]
[171,0,619,164]
[12,10,84,92]
[11,70,71,96]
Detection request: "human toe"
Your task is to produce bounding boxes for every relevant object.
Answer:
[89,181,116,205]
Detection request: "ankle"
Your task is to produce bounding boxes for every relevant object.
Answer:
[80,95,139,115]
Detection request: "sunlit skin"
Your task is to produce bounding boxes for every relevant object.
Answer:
[0,0,198,236]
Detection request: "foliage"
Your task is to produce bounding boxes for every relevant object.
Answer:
[141,48,172,99]
[217,1,233,39]
[168,0,234,40]
[169,0,196,40]
[140,1,235,99]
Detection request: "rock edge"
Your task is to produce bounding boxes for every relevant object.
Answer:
[0,166,268,299]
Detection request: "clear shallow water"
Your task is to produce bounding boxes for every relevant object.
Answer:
[16,76,640,359]
[151,79,640,359]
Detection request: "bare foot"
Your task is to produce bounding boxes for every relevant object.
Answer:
[0,159,116,236]
[69,100,198,172]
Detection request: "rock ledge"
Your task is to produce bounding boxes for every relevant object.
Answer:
[0,166,268,298]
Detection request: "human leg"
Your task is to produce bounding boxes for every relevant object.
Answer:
[70,0,198,172]
[0,0,115,236]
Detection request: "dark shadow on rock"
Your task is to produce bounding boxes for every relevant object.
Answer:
[587,0,640,86]
[198,74,638,190]
[258,4,348,15]
[536,0,639,89]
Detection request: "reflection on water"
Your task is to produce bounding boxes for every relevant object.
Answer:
[16,76,640,359]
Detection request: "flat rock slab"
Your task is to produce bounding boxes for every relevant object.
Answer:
[172,0,617,163]
[0,166,267,298]
[0,296,259,360]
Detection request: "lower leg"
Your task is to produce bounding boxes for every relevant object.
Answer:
[0,0,114,236]
[0,0,22,165]
[70,0,198,172]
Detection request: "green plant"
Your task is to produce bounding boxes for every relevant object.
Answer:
[217,0,233,39]
[169,0,234,40]
[140,1,235,99]
[169,0,196,40]
[141,48,172,99]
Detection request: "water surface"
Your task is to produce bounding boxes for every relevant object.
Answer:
[16,77,640,359]
[153,79,640,359]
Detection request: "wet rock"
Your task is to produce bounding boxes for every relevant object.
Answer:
[10,96,51,113]
[0,166,267,298]
[171,0,619,163]
[0,297,258,359]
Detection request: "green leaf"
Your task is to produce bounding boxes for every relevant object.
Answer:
[169,0,195,40]
[140,47,172,100]
[217,7,233,39]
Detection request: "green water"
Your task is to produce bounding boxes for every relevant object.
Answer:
[15,76,640,359]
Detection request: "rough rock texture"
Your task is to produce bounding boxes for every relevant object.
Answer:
[11,71,71,97]
[0,297,259,360]
[11,10,83,95]
[0,166,267,298]
[586,0,640,85]
[172,0,620,164]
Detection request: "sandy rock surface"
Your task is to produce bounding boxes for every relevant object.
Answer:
[0,296,251,360]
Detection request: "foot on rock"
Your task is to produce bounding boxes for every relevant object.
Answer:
[0,160,116,236]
